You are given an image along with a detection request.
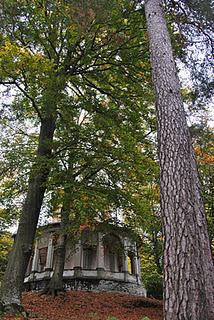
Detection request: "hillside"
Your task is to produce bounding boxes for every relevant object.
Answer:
[3,291,163,320]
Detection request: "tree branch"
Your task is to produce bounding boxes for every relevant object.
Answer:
[14,81,43,121]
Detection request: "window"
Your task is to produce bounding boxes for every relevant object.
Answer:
[38,247,47,271]
[109,251,115,272]
[81,228,97,270]
[83,247,96,269]
[127,253,135,275]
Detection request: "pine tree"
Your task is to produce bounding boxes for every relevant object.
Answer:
[144,0,214,319]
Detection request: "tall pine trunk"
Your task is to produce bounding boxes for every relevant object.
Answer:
[144,0,214,319]
[0,114,56,311]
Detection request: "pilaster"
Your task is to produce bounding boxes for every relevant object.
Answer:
[45,234,54,271]
[123,238,129,281]
[31,239,39,273]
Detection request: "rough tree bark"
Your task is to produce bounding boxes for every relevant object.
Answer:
[0,114,56,313]
[43,206,69,296]
[144,0,214,319]
[45,233,67,297]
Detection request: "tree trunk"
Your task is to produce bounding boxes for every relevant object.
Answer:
[45,233,67,297]
[144,1,214,319]
[0,114,56,311]
[43,207,69,296]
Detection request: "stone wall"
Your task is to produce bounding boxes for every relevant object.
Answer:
[25,278,146,296]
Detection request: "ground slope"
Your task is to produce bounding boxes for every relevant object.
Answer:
[3,291,163,320]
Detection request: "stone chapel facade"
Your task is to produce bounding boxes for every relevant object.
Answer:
[24,222,146,296]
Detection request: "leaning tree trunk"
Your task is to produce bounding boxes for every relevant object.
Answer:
[0,114,56,312]
[144,1,214,319]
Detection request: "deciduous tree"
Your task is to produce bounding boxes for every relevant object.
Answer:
[0,0,153,311]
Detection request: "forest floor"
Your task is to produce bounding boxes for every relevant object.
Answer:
[2,291,163,320]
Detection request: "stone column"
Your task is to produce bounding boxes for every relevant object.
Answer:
[97,233,105,269]
[123,238,129,282]
[31,239,39,273]
[96,233,105,278]
[45,234,54,271]
[134,244,141,284]
[73,239,82,277]
[136,251,142,285]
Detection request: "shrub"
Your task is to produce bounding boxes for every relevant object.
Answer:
[145,273,163,300]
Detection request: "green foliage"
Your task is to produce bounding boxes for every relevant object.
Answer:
[0,0,156,233]
[0,115,37,228]
[166,0,214,107]
[140,212,163,300]
[143,273,163,300]
[140,245,163,299]
[0,232,13,282]
[190,123,214,252]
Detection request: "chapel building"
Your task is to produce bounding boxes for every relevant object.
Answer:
[24,222,146,296]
